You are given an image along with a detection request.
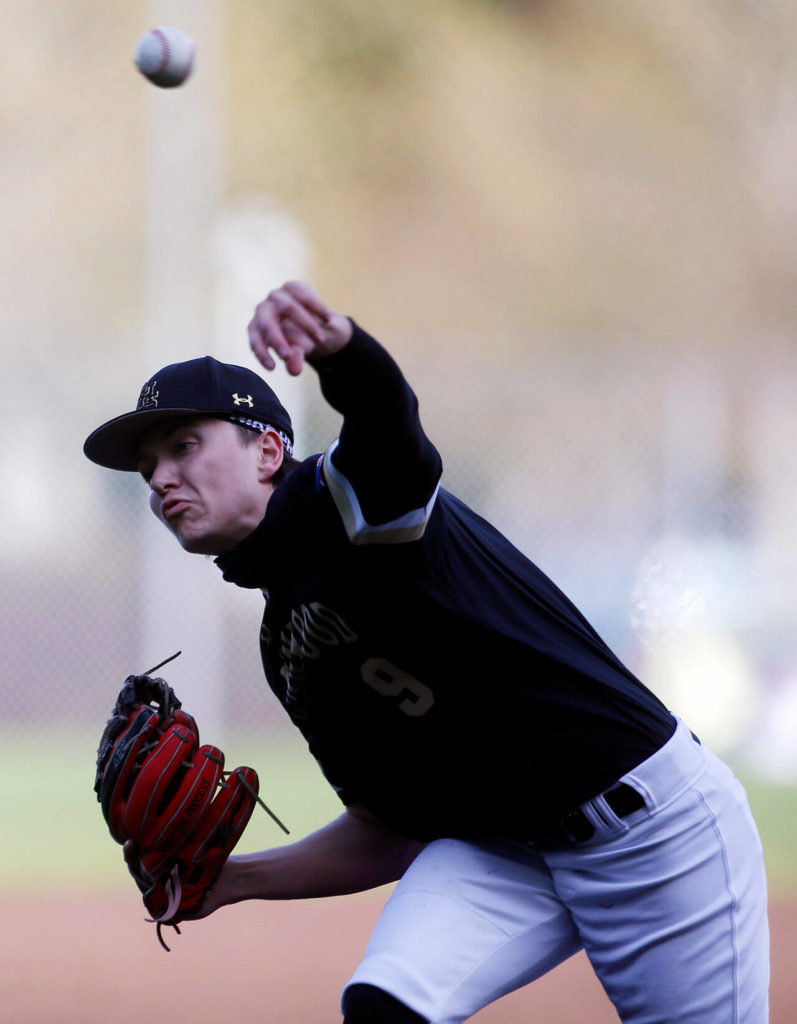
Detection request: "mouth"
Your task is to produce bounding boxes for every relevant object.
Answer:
[161,498,191,522]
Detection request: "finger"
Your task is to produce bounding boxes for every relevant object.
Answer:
[248,300,295,369]
[123,839,154,893]
[282,320,322,376]
[284,347,306,377]
[123,839,149,875]
[269,289,327,344]
[247,318,277,370]
[281,317,317,351]
[251,292,315,353]
[282,280,334,323]
[248,282,336,372]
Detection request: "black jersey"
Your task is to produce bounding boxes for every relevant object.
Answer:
[217,324,675,841]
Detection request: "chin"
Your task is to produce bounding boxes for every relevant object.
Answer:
[175,531,219,556]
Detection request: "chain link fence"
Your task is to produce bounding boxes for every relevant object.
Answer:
[2,0,797,791]
[3,332,797,778]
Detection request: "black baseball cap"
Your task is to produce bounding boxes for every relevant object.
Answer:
[83,355,294,471]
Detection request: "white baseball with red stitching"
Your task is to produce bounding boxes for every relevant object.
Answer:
[135,26,196,88]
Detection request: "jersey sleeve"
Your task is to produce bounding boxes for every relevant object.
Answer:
[309,322,443,545]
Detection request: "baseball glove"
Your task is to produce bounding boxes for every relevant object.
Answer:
[94,653,288,950]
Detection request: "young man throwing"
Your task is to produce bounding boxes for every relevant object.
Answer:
[84,280,770,1023]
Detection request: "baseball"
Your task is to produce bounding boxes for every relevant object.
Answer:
[134,27,196,88]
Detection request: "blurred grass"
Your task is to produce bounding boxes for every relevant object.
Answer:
[1,730,795,897]
[0,729,343,894]
[735,775,797,898]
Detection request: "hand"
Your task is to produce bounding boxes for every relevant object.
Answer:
[187,857,239,919]
[124,839,230,922]
[248,280,353,376]
[123,839,154,896]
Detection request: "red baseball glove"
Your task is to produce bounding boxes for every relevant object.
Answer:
[94,655,287,949]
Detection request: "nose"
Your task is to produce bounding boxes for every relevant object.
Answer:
[148,456,179,497]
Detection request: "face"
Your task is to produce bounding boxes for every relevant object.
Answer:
[137,417,275,556]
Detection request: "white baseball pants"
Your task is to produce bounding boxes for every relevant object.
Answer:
[344,720,770,1023]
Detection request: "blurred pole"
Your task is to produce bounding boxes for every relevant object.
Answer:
[214,196,314,446]
[210,200,314,694]
[139,0,225,731]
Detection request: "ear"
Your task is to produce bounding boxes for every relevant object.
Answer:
[255,429,285,484]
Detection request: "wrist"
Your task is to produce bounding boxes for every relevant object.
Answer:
[222,848,284,904]
[307,315,354,364]
[219,853,255,905]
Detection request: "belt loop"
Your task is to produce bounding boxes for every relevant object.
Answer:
[533,782,646,847]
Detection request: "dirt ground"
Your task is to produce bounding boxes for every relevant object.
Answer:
[1,893,792,1023]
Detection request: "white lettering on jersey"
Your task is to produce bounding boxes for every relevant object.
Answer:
[279,602,358,711]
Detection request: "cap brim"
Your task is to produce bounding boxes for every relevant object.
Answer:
[83,407,211,471]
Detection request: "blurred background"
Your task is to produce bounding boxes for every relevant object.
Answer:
[2,1,796,1020]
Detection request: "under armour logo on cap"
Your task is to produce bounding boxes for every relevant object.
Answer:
[232,393,254,407]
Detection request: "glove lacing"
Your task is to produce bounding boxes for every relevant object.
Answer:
[147,865,183,951]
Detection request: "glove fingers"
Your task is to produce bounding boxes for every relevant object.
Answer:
[122,724,199,845]
[171,708,199,740]
[100,707,160,837]
[157,766,260,925]
[139,744,226,876]
[95,712,133,795]
[186,766,259,864]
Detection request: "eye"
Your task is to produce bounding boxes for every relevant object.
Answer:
[173,438,196,456]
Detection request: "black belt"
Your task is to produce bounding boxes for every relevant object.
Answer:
[535,783,646,846]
